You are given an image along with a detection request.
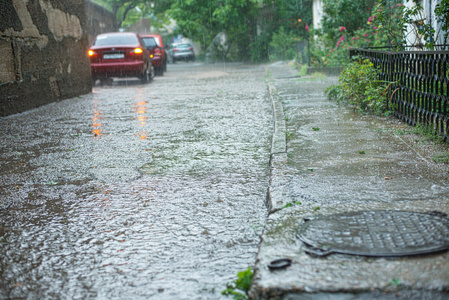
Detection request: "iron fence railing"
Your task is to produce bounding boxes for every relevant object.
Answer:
[350,48,449,141]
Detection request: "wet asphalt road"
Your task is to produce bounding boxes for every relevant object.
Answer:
[0,62,273,299]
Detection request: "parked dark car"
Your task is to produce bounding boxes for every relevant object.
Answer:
[168,43,195,63]
[88,32,155,85]
[140,34,166,76]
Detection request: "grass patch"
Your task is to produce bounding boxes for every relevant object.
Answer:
[311,72,326,79]
[282,201,302,209]
[297,64,308,76]
[411,123,445,144]
[433,153,449,163]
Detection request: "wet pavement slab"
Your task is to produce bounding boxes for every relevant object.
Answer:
[0,63,273,299]
[250,62,449,299]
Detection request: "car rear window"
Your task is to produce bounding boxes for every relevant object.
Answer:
[142,37,158,48]
[93,34,139,46]
[153,37,161,46]
[177,44,191,48]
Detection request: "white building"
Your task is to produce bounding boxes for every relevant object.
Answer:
[312,0,324,30]
[405,0,447,49]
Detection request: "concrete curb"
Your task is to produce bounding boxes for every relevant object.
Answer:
[266,76,290,214]
[267,81,286,155]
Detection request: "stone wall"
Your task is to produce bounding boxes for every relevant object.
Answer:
[0,0,92,116]
[85,0,117,45]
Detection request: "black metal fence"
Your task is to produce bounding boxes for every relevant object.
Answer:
[349,48,449,141]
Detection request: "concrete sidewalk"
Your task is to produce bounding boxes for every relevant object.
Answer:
[250,62,449,299]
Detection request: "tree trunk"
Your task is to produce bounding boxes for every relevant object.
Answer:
[117,1,136,28]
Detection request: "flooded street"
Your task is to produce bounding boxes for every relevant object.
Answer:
[0,63,273,299]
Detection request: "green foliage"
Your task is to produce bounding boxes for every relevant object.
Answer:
[311,0,421,67]
[91,0,154,28]
[346,0,449,50]
[368,1,407,50]
[94,0,316,62]
[269,27,298,61]
[391,278,401,287]
[326,58,392,115]
[168,0,313,62]
[249,32,271,62]
[222,267,253,300]
[325,85,341,101]
[169,0,254,60]
[321,0,377,39]
[297,64,308,76]
[275,0,313,39]
[308,35,350,67]
[282,201,302,209]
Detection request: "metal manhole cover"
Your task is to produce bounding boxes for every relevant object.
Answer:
[297,210,449,257]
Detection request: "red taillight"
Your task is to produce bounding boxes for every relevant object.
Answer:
[173,49,179,52]
[189,47,193,51]
[88,50,98,58]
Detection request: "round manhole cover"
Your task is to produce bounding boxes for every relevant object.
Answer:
[297,210,449,257]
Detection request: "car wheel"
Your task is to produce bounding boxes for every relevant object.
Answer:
[140,66,150,83]
[163,59,167,71]
[156,67,164,76]
[149,65,155,81]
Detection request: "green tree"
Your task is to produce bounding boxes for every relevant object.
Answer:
[91,0,154,28]
[169,0,313,61]
[321,0,377,40]
[91,0,314,62]
[274,0,313,38]
[168,0,257,61]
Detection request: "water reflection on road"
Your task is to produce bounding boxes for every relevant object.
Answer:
[0,63,272,299]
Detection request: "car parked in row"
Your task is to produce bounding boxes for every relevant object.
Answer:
[140,34,167,76]
[88,32,155,86]
[167,43,195,63]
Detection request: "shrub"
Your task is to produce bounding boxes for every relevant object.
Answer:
[326,57,392,115]
[268,27,298,61]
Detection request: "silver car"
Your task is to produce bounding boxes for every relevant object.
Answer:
[168,43,195,63]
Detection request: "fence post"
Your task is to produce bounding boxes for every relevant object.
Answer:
[307,37,310,67]
[388,52,393,111]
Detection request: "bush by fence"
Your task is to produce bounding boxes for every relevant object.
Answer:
[350,48,449,142]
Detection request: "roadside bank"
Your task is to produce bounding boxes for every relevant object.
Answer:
[250,62,449,299]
